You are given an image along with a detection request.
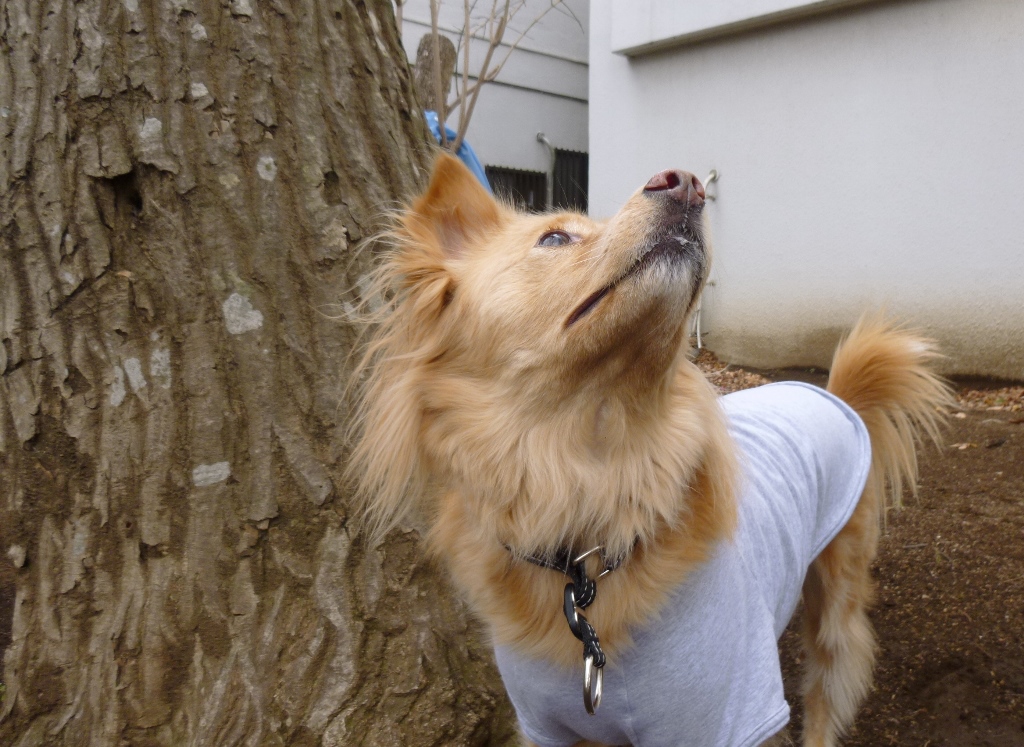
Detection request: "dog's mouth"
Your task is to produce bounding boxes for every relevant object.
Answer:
[565,230,703,328]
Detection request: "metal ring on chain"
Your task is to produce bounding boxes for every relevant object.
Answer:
[583,654,603,714]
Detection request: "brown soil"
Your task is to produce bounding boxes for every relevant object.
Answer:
[696,350,1024,747]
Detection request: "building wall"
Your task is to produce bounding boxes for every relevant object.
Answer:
[590,0,1024,379]
[399,0,588,174]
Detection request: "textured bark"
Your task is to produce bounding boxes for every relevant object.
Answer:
[0,1,514,745]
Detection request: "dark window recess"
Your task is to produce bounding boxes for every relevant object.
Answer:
[485,166,548,212]
[485,151,589,214]
[553,149,588,213]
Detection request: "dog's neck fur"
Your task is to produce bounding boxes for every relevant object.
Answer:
[427,359,738,667]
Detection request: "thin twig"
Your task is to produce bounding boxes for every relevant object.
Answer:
[453,0,509,152]
[457,0,472,149]
[446,0,564,115]
[430,0,447,145]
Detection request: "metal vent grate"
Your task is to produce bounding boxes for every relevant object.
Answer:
[553,149,588,213]
[485,166,548,212]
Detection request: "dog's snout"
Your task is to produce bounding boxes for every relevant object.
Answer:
[643,170,704,207]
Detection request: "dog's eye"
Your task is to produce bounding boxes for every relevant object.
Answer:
[537,230,573,248]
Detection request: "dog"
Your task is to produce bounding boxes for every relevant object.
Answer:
[348,153,950,747]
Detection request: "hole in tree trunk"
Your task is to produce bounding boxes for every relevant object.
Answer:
[94,168,144,228]
[109,170,143,214]
[323,170,343,206]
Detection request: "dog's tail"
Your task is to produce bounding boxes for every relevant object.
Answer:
[826,314,952,519]
[801,315,953,743]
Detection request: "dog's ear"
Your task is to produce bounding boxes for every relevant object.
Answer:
[389,153,502,321]
[347,155,500,541]
[404,152,501,260]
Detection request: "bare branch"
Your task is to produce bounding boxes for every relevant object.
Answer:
[430,0,447,146]
[423,0,569,154]
[452,0,510,153]
[445,0,566,116]
[457,0,472,150]
[552,0,584,34]
[482,0,563,85]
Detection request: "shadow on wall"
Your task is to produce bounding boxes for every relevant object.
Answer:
[707,324,849,372]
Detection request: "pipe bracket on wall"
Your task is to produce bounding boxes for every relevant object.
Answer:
[704,170,719,201]
[537,132,556,210]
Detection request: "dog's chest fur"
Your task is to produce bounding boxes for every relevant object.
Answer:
[494,383,871,747]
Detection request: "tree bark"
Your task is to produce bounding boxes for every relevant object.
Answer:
[0,1,514,745]
[412,31,455,119]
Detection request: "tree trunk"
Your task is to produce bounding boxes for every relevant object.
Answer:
[412,32,455,119]
[0,1,514,745]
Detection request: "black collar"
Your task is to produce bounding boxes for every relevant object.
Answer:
[515,544,631,579]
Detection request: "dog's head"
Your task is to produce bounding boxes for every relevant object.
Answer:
[351,153,720,555]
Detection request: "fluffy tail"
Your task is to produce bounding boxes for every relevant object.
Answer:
[826,314,952,520]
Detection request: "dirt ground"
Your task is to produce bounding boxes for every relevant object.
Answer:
[1,357,1022,745]
[697,350,1024,747]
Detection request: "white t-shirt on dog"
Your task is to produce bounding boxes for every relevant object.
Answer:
[495,382,872,747]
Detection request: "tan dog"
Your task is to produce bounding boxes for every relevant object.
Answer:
[349,153,949,747]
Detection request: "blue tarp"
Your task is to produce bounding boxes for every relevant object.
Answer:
[424,110,491,192]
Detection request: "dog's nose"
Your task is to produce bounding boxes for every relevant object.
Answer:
[643,170,705,207]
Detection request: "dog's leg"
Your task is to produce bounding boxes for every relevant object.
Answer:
[799,483,880,747]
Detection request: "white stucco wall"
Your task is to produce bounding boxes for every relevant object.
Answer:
[400,0,588,173]
[590,0,1024,379]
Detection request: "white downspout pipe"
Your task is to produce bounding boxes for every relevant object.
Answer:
[536,132,556,211]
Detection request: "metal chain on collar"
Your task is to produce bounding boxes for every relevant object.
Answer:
[514,544,631,715]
